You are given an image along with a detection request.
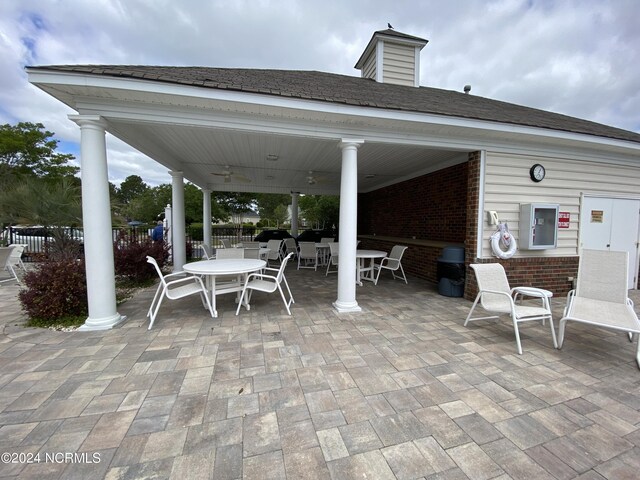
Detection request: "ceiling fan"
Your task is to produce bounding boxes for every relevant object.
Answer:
[306,170,328,185]
[211,165,251,183]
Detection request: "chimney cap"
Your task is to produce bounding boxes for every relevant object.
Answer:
[464,85,471,94]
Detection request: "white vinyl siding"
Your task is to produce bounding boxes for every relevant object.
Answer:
[362,53,376,80]
[481,151,640,258]
[382,42,415,87]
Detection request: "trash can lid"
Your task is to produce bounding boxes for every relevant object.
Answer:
[438,246,464,263]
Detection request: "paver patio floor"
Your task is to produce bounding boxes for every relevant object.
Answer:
[0,267,639,479]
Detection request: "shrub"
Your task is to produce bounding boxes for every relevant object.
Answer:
[19,259,88,320]
[113,231,170,282]
[188,223,203,241]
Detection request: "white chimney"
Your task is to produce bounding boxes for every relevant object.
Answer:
[355,28,428,87]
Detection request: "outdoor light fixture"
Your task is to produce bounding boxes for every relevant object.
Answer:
[266,154,279,161]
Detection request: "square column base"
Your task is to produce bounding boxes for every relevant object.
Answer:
[333,301,361,313]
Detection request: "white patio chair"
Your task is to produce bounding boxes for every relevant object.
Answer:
[241,241,261,249]
[0,246,20,284]
[558,249,640,369]
[220,238,233,248]
[374,245,408,284]
[465,263,557,355]
[199,244,214,260]
[284,238,298,259]
[266,239,283,267]
[297,242,318,270]
[243,248,261,259]
[146,256,214,329]
[320,237,335,244]
[325,242,339,276]
[8,244,28,271]
[215,248,244,259]
[236,252,295,315]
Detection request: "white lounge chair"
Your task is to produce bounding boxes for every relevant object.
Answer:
[465,263,557,354]
[374,245,408,284]
[558,249,640,369]
[236,252,295,315]
[0,246,20,284]
[220,238,233,248]
[8,244,27,271]
[146,256,214,329]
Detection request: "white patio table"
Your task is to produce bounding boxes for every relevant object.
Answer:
[183,258,266,317]
[356,249,387,286]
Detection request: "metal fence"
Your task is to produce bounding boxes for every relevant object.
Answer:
[3,225,275,262]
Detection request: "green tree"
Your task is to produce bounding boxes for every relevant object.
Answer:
[0,122,78,183]
[273,204,289,228]
[255,193,290,227]
[0,176,82,258]
[299,195,339,229]
[116,175,148,205]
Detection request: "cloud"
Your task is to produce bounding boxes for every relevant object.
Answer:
[1,0,638,186]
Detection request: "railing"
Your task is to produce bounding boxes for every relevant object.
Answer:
[4,225,270,262]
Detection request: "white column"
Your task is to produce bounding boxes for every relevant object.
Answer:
[170,171,186,272]
[333,139,364,313]
[291,192,299,237]
[69,114,124,330]
[202,189,212,248]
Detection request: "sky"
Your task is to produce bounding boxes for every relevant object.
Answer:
[1,0,639,186]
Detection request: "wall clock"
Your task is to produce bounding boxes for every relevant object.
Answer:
[529,163,545,182]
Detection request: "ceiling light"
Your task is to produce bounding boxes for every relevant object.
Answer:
[266,154,279,161]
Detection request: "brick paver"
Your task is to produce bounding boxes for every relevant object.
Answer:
[0,270,639,479]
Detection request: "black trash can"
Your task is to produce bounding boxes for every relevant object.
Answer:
[437,247,465,297]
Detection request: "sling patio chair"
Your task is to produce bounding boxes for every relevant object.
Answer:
[374,245,408,285]
[558,249,640,369]
[465,262,558,355]
[325,241,339,276]
[266,239,283,267]
[297,242,319,270]
[146,256,214,329]
[236,252,295,315]
[8,244,28,271]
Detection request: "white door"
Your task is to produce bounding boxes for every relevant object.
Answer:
[580,196,640,288]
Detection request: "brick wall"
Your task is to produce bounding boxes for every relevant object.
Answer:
[464,257,579,300]
[359,162,468,242]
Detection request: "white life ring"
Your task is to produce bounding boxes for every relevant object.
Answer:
[490,229,517,259]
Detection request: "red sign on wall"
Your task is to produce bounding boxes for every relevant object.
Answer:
[558,211,570,228]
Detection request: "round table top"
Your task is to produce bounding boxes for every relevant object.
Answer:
[183,258,266,275]
[356,249,387,258]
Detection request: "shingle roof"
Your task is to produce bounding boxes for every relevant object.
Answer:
[32,64,640,144]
